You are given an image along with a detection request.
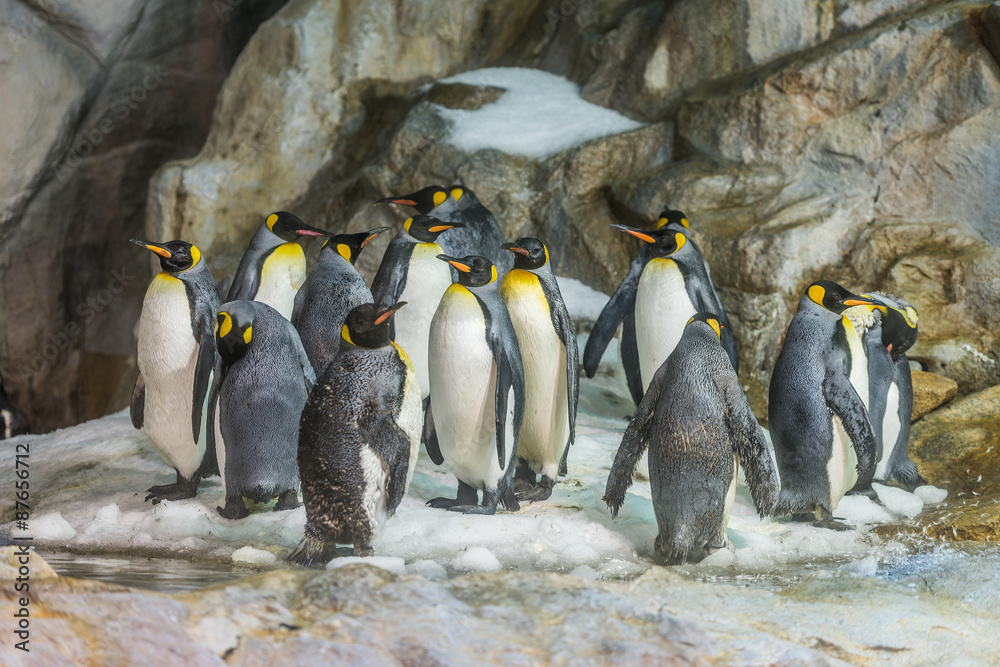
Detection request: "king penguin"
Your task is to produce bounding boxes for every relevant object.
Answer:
[130,238,220,503]
[290,226,389,375]
[207,300,315,519]
[604,313,777,564]
[498,237,579,500]
[227,211,330,320]
[370,215,464,398]
[860,291,924,489]
[424,254,524,514]
[377,185,511,278]
[0,374,29,439]
[769,281,887,523]
[584,209,736,406]
[289,302,422,564]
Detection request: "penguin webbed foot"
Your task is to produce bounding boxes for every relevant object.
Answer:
[812,505,852,531]
[427,481,478,510]
[275,489,301,511]
[846,484,878,500]
[447,504,496,515]
[144,474,199,504]
[287,535,339,567]
[515,475,555,503]
[217,497,249,520]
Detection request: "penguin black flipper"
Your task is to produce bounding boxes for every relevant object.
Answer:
[620,313,643,405]
[191,329,215,445]
[360,410,412,516]
[583,251,644,378]
[130,372,145,429]
[822,368,877,483]
[226,246,269,302]
[489,327,524,470]
[198,359,222,480]
[371,235,413,307]
[723,376,777,518]
[422,399,444,465]
[603,359,667,518]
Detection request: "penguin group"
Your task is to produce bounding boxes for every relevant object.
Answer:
[129,185,925,568]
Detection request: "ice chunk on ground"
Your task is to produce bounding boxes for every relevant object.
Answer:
[873,483,924,518]
[835,495,895,524]
[569,565,598,580]
[15,512,77,542]
[231,547,276,566]
[844,555,879,577]
[437,68,643,159]
[407,559,448,581]
[327,556,407,575]
[914,485,948,504]
[452,547,502,573]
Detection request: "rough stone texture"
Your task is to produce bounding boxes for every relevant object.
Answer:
[1,564,997,665]
[0,547,58,580]
[911,369,958,421]
[0,0,287,433]
[884,385,1000,541]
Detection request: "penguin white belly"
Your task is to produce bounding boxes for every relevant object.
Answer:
[395,244,452,398]
[136,274,205,478]
[429,288,504,490]
[255,243,306,320]
[359,447,389,532]
[827,415,858,509]
[634,259,695,392]
[214,403,226,495]
[392,343,424,492]
[720,454,739,541]
[501,275,568,474]
[875,382,901,481]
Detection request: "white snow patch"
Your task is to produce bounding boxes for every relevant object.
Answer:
[231,546,276,566]
[835,495,895,525]
[407,559,448,581]
[451,547,502,573]
[327,556,407,575]
[914,485,948,505]
[569,564,599,580]
[844,555,879,577]
[437,68,643,158]
[14,512,77,542]
[873,483,924,518]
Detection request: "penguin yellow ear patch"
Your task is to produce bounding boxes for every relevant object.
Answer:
[243,327,253,344]
[905,307,919,326]
[433,191,447,207]
[450,188,464,201]
[189,245,202,266]
[490,265,498,284]
[808,284,826,306]
[673,232,687,251]
[403,217,413,234]
[218,312,233,339]
[680,218,690,229]
[337,244,352,262]
[266,213,279,231]
[707,318,721,339]
[656,217,668,229]
[341,324,354,345]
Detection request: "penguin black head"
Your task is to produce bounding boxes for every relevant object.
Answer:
[806,281,887,316]
[131,238,203,273]
[341,302,406,349]
[437,254,497,287]
[322,227,391,264]
[864,292,919,360]
[376,186,450,214]
[216,308,254,366]
[264,211,330,243]
[404,215,464,243]
[656,207,690,230]
[610,223,686,258]
[501,238,549,271]
[686,312,726,340]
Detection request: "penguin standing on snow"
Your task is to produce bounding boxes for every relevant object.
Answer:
[769,281,887,524]
[227,211,330,320]
[370,215,464,398]
[291,227,389,375]
[0,375,29,439]
[130,238,220,503]
[604,314,777,564]
[860,292,924,489]
[498,238,578,500]
[425,255,524,514]
[207,300,315,519]
[377,185,511,277]
[290,302,421,564]
[584,209,736,406]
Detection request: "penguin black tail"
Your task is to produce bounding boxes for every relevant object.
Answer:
[890,460,927,491]
[287,535,339,567]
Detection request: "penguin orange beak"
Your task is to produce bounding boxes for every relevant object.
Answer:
[362,227,391,248]
[437,254,471,273]
[843,294,887,314]
[500,242,530,256]
[375,302,407,325]
[131,238,171,258]
[610,224,656,244]
[376,196,417,207]
[428,223,463,233]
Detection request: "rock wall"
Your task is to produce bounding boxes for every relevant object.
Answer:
[4,0,999,429]
[0,0,286,432]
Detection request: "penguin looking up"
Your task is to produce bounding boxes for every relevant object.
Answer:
[131,238,221,503]
[377,185,511,279]
[583,219,736,406]
[290,302,421,565]
[291,226,389,375]
[226,211,331,320]
[0,374,29,439]
[425,254,524,514]
[370,215,465,398]
[769,281,887,525]
[604,313,777,564]
[858,292,924,489]
[208,300,315,520]
[584,209,736,406]
[499,238,579,501]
